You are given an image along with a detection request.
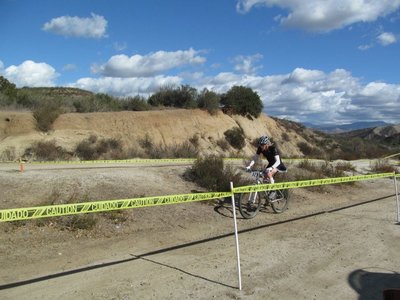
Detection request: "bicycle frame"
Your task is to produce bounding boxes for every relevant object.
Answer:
[238,169,290,219]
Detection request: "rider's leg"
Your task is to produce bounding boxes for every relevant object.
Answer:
[267,168,278,183]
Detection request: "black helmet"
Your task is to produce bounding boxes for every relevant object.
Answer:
[258,135,271,145]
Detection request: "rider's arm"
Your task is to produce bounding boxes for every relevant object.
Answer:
[247,154,260,169]
[270,155,280,169]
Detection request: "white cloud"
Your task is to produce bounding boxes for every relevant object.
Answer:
[195,68,399,124]
[282,68,324,83]
[62,64,77,71]
[233,54,263,75]
[0,60,4,70]
[377,32,397,46]
[2,60,58,87]
[358,44,373,51]
[95,48,206,77]
[236,0,400,32]
[43,13,107,38]
[6,56,397,125]
[71,76,183,97]
[113,42,127,52]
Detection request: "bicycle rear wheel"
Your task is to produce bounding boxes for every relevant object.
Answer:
[270,189,290,213]
[238,192,262,219]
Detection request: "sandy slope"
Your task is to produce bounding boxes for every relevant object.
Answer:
[0,110,308,160]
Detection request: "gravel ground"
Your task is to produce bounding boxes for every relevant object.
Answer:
[0,160,399,300]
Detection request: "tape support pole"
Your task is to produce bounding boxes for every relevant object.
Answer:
[394,175,400,223]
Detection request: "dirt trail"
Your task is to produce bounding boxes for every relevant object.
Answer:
[0,161,399,299]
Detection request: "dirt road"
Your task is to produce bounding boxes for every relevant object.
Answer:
[0,161,399,299]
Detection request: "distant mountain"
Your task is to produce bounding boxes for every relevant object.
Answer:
[334,124,400,148]
[305,121,390,133]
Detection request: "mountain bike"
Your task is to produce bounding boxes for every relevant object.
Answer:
[238,170,290,219]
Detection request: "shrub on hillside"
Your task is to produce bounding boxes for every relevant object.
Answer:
[197,89,220,115]
[148,85,197,108]
[221,85,263,118]
[297,141,323,158]
[282,132,290,142]
[35,188,97,230]
[370,159,396,173]
[224,127,245,150]
[139,134,198,158]
[189,134,200,147]
[75,136,123,160]
[121,96,152,111]
[297,159,347,178]
[33,99,64,132]
[335,161,356,173]
[72,93,121,112]
[31,140,69,161]
[183,156,244,192]
[145,142,199,159]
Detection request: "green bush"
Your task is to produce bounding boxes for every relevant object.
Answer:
[197,89,220,115]
[75,136,123,160]
[35,188,98,230]
[168,142,199,158]
[297,142,323,158]
[224,127,245,150]
[31,140,69,161]
[148,85,197,108]
[139,133,153,150]
[72,93,121,112]
[183,155,244,192]
[121,96,152,111]
[0,76,17,99]
[75,140,96,160]
[335,161,356,172]
[370,159,396,173]
[221,85,263,118]
[144,142,198,159]
[139,133,198,158]
[33,99,64,132]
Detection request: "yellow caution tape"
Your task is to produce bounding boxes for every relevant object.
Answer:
[0,172,396,222]
[2,157,244,166]
[27,158,198,165]
[382,153,400,159]
[0,191,232,222]
[232,172,395,193]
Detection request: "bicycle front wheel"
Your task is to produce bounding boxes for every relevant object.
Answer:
[238,192,262,219]
[270,189,290,213]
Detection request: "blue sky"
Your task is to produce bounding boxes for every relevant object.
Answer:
[1,0,399,125]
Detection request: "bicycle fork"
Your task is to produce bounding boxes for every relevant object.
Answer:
[249,191,258,204]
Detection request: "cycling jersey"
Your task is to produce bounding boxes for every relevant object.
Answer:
[256,145,287,171]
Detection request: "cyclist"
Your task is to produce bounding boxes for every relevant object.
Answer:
[246,135,287,184]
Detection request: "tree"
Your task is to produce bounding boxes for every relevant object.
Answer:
[222,85,263,118]
[0,76,17,98]
[148,85,197,108]
[197,89,220,115]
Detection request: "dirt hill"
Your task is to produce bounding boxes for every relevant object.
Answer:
[0,109,314,160]
[336,124,400,147]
